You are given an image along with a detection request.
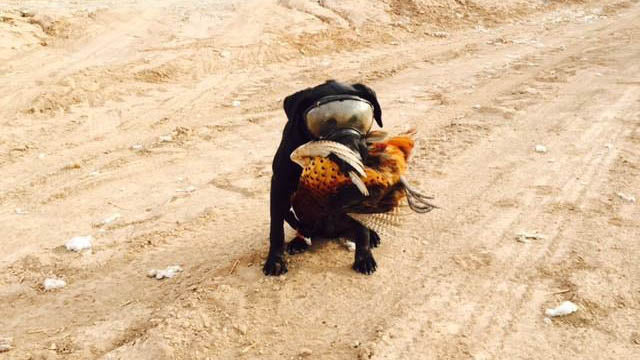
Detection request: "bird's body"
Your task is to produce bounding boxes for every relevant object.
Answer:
[290,131,434,239]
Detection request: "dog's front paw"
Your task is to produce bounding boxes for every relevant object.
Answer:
[369,230,381,248]
[263,255,288,276]
[353,251,377,275]
[287,236,310,254]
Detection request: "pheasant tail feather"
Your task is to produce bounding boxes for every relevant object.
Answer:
[347,202,413,237]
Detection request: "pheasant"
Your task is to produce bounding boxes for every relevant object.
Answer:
[288,130,436,272]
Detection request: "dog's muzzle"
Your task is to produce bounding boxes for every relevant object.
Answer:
[303,95,374,139]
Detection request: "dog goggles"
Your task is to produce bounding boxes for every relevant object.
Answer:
[303,95,374,139]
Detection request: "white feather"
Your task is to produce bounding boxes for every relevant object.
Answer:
[290,140,366,177]
[349,171,369,196]
[347,202,413,236]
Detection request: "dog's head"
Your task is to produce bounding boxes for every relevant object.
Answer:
[282,80,383,143]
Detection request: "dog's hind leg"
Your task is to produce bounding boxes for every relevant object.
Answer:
[287,234,311,254]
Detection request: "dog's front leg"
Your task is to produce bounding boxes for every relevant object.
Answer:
[264,175,291,276]
[352,222,377,275]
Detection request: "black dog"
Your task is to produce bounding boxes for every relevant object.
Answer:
[263,80,383,276]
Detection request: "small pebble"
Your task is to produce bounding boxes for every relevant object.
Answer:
[545,301,578,317]
[65,235,93,252]
[235,324,247,335]
[616,192,636,203]
[43,278,66,291]
[148,265,183,280]
[176,186,196,193]
[20,9,35,17]
[101,213,121,225]
[299,348,313,357]
[0,337,12,353]
[426,31,449,38]
[534,145,547,153]
[515,231,546,243]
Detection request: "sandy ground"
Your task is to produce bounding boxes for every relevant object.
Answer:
[1,0,639,359]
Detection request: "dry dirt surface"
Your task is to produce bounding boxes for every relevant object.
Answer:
[1,0,640,359]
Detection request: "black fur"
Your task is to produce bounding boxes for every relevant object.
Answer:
[263,80,383,276]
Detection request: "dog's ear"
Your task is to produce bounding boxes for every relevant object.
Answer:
[352,83,383,128]
[283,87,312,123]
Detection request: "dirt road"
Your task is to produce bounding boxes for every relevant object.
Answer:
[1,0,639,359]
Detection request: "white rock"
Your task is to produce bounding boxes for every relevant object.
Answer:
[0,337,12,353]
[534,144,547,153]
[65,235,93,252]
[38,153,47,159]
[616,192,636,203]
[515,231,546,243]
[232,100,241,107]
[426,31,449,38]
[220,50,231,58]
[176,186,196,193]
[131,144,144,150]
[159,135,173,143]
[299,348,313,357]
[545,301,578,317]
[43,278,66,291]
[148,265,183,280]
[15,208,29,215]
[89,170,101,176]
[101,213,121,225]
